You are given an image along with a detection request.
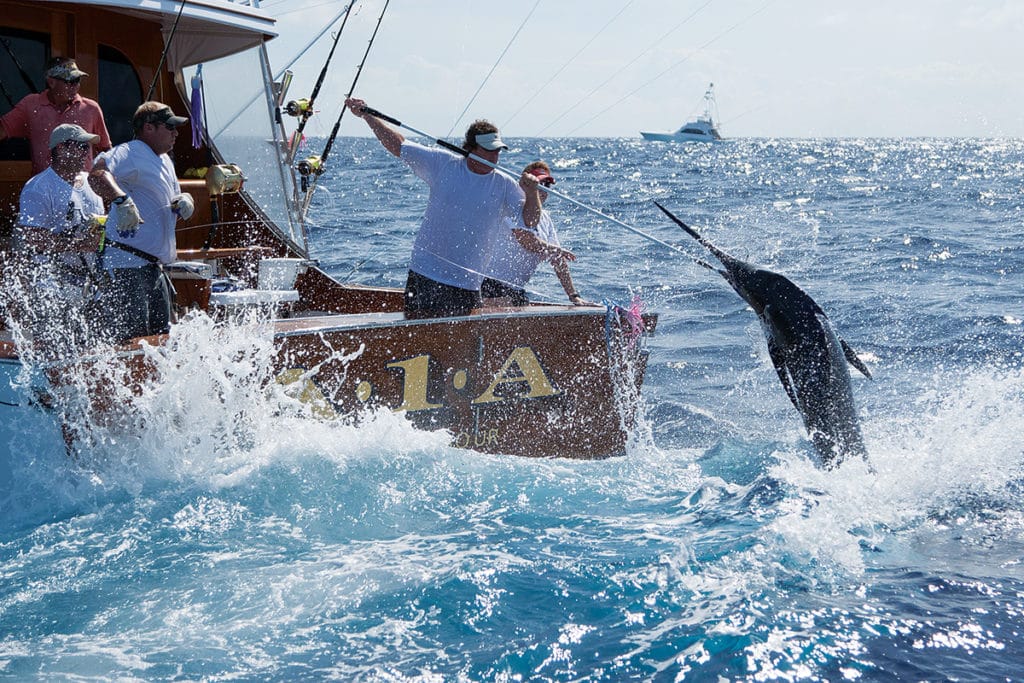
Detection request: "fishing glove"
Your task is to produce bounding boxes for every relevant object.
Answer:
[171,192,195,220]
[109,195,142,238]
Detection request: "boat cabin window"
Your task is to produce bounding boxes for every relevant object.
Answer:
[0,27,48,161]
[98,45,143,145]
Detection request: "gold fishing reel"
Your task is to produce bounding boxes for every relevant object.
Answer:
[285,98,312,118]
[206,164,245,196]
[297,155,323,193]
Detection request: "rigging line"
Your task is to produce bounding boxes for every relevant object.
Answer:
[287,0,358,162]
[719,101,767,127]
[503,0,636,129]
[535,0,715,136]
[564,0,775,136]
[0,78,15,109]
[211,2,350,139]
[146,0,189,102]
[277,0,346,17]
[300,0,390,219]
[320,0,390,164]
[0,36,39,93]
[444,0,543,140]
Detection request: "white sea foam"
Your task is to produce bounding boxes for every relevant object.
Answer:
[764,365,1024,578]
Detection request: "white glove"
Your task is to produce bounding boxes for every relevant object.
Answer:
[109,195,142,238]
[170,192,195,220]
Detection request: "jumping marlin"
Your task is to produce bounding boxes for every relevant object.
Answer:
[654,202,872,468]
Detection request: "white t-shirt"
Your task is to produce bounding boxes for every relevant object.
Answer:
[401,140,524,290]
[18,167,105,271]
[486,209,561,288]
[96,139,180,266]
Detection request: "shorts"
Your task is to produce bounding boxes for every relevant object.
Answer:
[404,270,481,318]
[480,277,529,306]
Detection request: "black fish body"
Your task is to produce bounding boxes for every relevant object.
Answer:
[655,202,871,468]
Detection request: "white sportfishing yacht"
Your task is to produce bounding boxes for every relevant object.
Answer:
[640,83,722,143]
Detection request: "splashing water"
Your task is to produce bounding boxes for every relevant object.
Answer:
[2,138,1024,680]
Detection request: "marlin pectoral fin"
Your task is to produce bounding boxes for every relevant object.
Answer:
[840,338,873,379]
[769,345,800,411]
[764,310,800,410]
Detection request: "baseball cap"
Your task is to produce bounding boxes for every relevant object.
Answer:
[46,60,88,82]
[142,106,189,127]
[49,123,100,150]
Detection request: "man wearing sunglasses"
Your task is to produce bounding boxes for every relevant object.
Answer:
[482,161,589,307]
[0,57,111,174]
[90,101,193,343]
[12,124,112,357]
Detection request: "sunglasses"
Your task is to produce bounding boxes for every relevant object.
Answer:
[540,179,555,187]
[62,140,90,151]
[60,76,82,85]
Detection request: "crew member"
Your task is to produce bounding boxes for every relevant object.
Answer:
[345,97,541,317]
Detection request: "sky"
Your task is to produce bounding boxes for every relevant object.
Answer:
[260,0,1024,139]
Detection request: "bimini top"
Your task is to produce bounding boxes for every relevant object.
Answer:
[35,0,278,69]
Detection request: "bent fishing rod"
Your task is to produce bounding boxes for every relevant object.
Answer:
[285,0,358,164]
[358,106,718,272]
[299,0,390,219]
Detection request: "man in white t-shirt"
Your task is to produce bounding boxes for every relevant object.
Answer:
[345,96,542,317]
[482,161,588,307]
[14,124,110,356]
[90,101,194,342]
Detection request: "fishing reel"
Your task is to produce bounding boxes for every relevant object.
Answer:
[285,98,312,118]
[206,164,245,196]
[297,155,323,192]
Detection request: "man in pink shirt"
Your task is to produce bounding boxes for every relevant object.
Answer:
[0,57,111,174]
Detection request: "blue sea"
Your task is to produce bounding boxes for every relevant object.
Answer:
[2,137,1023,681]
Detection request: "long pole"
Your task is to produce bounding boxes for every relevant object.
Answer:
[286,1,357,164]
[146,0,189,102]
[359,106,717,271]
[299,0,390,219]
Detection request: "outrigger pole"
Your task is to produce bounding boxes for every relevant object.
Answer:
[358,106,718,272]
[299,0,390,219]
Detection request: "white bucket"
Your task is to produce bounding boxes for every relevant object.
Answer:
[258,258,305,290]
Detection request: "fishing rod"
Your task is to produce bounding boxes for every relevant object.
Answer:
[146,0,189,102]
[0,77,16,109]
[358,106,718,272]
[211,3,351,141]
[0,36,38,94]
[298,0,390,218]
[284,1,357,164]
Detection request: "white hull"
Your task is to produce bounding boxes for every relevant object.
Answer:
[641,83,723,143]
[639,128,722,143]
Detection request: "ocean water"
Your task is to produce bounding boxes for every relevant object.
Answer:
[1,137,1023,681]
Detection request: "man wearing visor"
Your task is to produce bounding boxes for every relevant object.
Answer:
[0,57,111,174]
[345,96,541,317]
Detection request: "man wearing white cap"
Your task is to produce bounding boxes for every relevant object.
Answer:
[0,57,111,174]
[13,124,137,355]
[345,96,541,317]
